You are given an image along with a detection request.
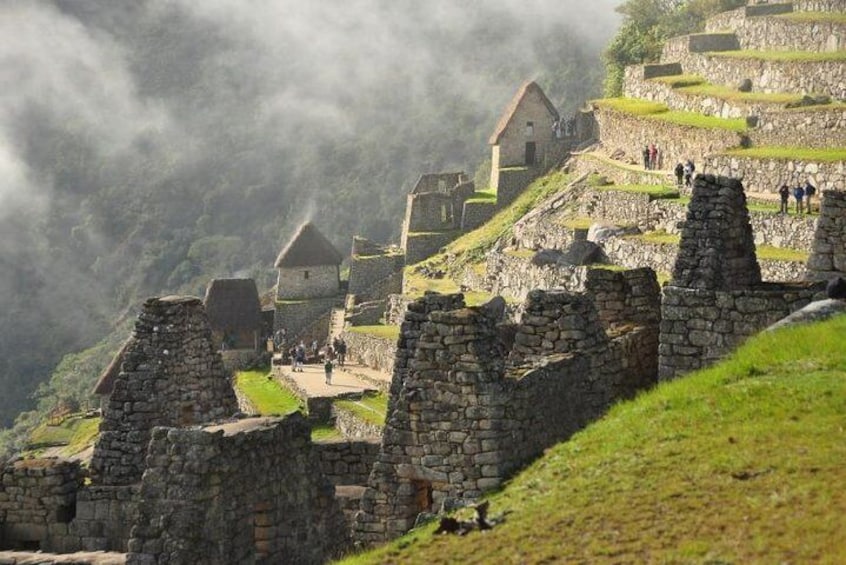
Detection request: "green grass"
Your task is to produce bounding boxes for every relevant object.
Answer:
[651,73,706,88]
[335,392,389,427]
[628,231,680,245]
[757,245,809,263]
[425,172,573,272]
[348,325,401,341]
[312,424,343,442]
[779,12,846,24]
[596,184,680,199]
[593,97,747,132]
[465,188,498,204]
[406,230,462,238]
[341,315,846,564]
[560,216,595,230]
[28,414,101,456]
[721,146,846,162]
[234,369,303,416]
[676,82,805,105]
[710,49,846,62]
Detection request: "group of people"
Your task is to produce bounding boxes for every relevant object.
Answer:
[552,117,575,140]
[779,181,817,215]
[642,144,662,170]
[285,336,348,384]
[673,160,696,188]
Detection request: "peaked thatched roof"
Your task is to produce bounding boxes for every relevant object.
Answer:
[92,338,131,396]
[274,222,343,268]
[489,81,560,145]
[203,278,262,332]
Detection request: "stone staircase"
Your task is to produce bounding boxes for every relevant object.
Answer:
[329,306,346,340]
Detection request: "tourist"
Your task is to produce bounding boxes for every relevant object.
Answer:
[642,146,650,170]
[552,118,562,139]
[337,338,347,367]
[778,184,790,214]
[295,342,306,372]
[683,159,695,188]
[674,162,684,187]
[324,357,334,385]
[804,181,816,214]
[648,143,658,170]
[793,183,805,214]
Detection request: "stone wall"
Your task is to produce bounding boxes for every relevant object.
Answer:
[404,231,460,265]
[795,0,846,13]
[69,486,139,553]
[385,294,414,327]
[353,287,659,544]
[348,253,404,300]
[340,330,397,374]
[624,65,774,119]
[494,167,538,207]
[704,154,846,194]
[492,87,559,169]
[593,106,745,174]
[659,283,823,379]
[127,415,348,565]
[806,190,846,281]
[569,153,673,187]
[486,252,589,302]
[403,192,460,233]
[90,296,238,487]
[314,440,381,485]
[276,265,339,301]
[273,296,340,343]
[711,13,846,52]
[0,459,83,552]
[678,52,846,100]
[753,107,846,149]
[659,173,826,380]
[334,407,385,441]
[576,188,686,234]
[461,200,497,231]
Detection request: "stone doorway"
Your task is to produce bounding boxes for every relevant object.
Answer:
[525,142,536,165]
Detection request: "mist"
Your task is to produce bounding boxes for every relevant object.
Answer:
[0,0,621,425]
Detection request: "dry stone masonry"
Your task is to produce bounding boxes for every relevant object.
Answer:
[90,296,238,487]
[659,174,825,380]
[353,276,660,544]
[127,416,347,565]
[806,190,846,281]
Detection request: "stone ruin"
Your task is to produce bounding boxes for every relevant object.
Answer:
[0,295,352,564]
[659,175,827,380]
[91,296,239,487]
[353,267,661,543]
[806,190,846,283]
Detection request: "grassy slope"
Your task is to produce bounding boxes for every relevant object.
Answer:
[342,314,846,564]
[592,98,748,132]
[234,369,303,415]
[335,393,389,427]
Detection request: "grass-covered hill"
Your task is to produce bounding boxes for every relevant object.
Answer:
[341,314,846,564]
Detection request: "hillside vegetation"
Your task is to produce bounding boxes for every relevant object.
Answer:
[342,314,846,564]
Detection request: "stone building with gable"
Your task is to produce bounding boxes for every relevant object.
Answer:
[489,80,571,205]
[274,222,346,345]
[203,278,263,350]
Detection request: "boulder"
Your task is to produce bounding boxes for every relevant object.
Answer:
[587,223,640,243]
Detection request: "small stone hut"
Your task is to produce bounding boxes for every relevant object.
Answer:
[489,80,560,170]
[203,278,263,349]
[275,222,343,301]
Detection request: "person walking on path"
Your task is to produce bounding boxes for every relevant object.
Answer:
[337,338,347,367]
[324,358,334,385]
[779,184,790,215]
[674,162,684,187]
[295,342,306,372]
[683,159,695,188]
[804,181,816,214]
[642,146,650,170]
[793,184,805,214]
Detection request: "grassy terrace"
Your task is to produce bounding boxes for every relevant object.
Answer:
[709,49,846,62]
[720,146,846,162]
[335,392,389,427]
[651,74,833,106]
[581,152,670,175]
[465,187,497,204]
[592,98,748,132]
[595,183,680,199]
[779,12,846,24]
[27,414,101,457]
[630,231,807,262]
[341,315,846,564]
[347,324,401,341]
[234,369,303,415]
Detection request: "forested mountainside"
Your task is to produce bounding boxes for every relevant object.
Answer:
[0,0,619,435]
